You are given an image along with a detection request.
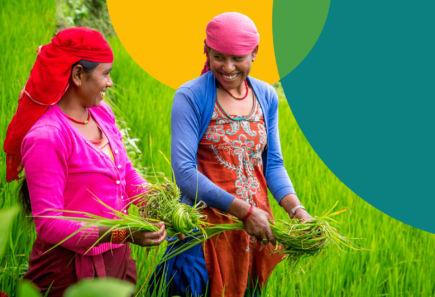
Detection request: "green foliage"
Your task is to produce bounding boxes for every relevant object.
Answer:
[63,278,135,297]
[17,280,41,297]
[0,207,19,251]
[56,0,115,38]
[0,0,56,295]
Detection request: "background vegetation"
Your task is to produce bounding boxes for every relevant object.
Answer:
[1,0,434,296]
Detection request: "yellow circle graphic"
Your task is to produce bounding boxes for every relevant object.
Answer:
[107,0,279,89]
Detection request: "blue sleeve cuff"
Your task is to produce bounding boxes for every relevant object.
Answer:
[273,185,296,205]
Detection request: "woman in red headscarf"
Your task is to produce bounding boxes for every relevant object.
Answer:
[3,27,166,296]
[151,12,313,297]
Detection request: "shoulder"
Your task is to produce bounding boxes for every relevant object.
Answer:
[249,76,278,109]
[173,72,215,116]
[25,107,69,144]
[22,118,68,155]
[175,72,213,102]
[30,106,64,132]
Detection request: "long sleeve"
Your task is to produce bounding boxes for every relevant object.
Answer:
[264,86,296,204]
[171,89,235,212]
[22,126,99,249]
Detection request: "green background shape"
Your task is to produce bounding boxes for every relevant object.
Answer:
[274,0,435,233]
[273,0,330,79]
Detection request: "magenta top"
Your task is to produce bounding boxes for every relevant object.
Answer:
[21,101,147,255]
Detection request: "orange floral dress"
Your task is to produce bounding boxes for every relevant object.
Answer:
[197,95,284,297]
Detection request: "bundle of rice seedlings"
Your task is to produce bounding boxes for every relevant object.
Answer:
[160,202,363,268]
[135,176,208,237]
[36,196,163,254]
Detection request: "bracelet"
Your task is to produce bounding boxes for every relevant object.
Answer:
[240,204,254,222]
[111,228,127,244]
[290,205,306,219]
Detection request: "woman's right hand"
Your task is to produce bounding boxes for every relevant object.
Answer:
[243,208,276,246]
[126,222,167,247]
[227,198,276,246]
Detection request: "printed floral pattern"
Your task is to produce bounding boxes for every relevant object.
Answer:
[233,134,254,163]
[258,123,267,145]
[202,97,268,206]
[235,176,258,200]
[205,125,225,142]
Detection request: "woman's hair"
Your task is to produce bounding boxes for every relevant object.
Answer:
[72,59,100,75]
[18,178,31,215]
[18,59,100,215]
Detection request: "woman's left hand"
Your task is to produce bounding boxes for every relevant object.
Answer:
[280,193,313,222]
[290,208,313,222]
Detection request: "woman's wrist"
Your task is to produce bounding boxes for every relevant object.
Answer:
[99,226,130,244]
[227,198,251,219]
[240,204,254,221]
[280,193,313,220]
[280,193,302,214]
[98,226,113,243]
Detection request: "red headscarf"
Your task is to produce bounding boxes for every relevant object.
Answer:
[3,27,113,182]
[201,12,260,75]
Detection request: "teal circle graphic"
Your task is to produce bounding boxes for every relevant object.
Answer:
[275,1,435,233]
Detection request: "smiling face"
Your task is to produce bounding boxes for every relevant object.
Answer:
[208,46,258,92]
[72,62,113,108]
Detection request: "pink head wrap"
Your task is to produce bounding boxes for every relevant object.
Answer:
[201,12,260,75]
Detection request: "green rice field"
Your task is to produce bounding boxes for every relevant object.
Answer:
[1,0,435,296]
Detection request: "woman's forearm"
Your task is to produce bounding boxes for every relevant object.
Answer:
[279,193,301,213]
[227,198,250,219]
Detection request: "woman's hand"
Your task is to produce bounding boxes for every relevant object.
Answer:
[243,207,276,246]
[227,198,276,246]
[292,208,313,222]
[126,222,167,247]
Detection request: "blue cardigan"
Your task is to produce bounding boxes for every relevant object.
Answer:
[171,71,296,212]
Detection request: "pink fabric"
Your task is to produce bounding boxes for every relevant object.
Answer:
[201,12,260,75]
[21,101,147,255]
[90,126,115,162]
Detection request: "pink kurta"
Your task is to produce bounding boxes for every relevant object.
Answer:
[21,101,147,255]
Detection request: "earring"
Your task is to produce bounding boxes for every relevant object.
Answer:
[78,81,81,87]
[252,59,255,62]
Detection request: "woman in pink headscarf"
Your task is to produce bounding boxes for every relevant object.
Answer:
[152,12,313,297]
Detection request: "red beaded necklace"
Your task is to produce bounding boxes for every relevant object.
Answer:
[220,79,249,100]
[68,109,91,125]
